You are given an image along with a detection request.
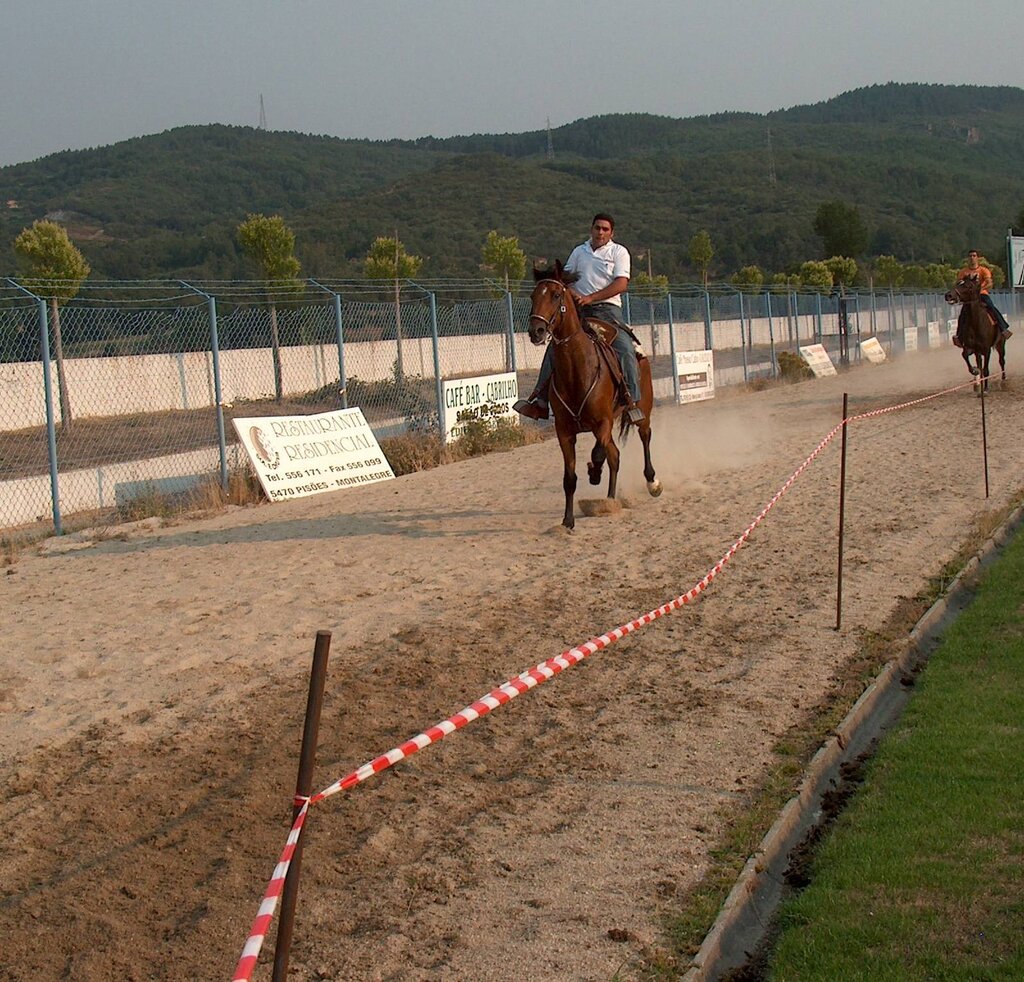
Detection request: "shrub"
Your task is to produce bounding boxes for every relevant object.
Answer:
[777,350,814,382]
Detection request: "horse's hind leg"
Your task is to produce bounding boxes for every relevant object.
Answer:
[558,429,578,529]
[587,443,606,486]
[637,358,662,497]
[638,417,662,497]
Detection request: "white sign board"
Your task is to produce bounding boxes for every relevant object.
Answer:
[675,350,715,403]
[859,337,887,363]
[232,408,395,502]
[798,344,837,377]
[927,321,942,348]
[1009,234,1024,288]
[947,317,959,338]
[442,372,519,444]
[903,327,918,352]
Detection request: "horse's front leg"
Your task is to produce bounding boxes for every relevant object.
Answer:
[558,428,578,529]
[595,421,620,500]
[963,349,979,376]
[587,443,606,486]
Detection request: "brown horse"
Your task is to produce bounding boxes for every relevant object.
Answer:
[527,261,661,529]
[945,273,1006,393]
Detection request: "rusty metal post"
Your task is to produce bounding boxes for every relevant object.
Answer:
[272,630,332,982]
[980,379,990,498]
[836,394,849,631]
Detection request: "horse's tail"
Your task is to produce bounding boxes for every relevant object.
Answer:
[618,414,632,441]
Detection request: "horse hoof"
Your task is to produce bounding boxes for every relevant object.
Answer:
[647,479,663,497]
[970,367,980,376]
[587,467,601,486]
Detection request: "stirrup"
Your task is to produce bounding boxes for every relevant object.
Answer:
[952,336,963,348]
[513,397,549,420]
[626,405,645,424]
[1002,329,1013,341]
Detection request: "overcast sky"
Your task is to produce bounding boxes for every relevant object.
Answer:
[3,0,1023,168]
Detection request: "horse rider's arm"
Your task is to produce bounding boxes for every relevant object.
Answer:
[577,275,630,306]
[979,265,994,292]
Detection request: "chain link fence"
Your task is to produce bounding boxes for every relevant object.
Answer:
[2,278,1019,536]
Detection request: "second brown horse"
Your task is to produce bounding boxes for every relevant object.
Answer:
[527,262,661,529]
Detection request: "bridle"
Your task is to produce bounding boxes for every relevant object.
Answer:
[528,279,577,345]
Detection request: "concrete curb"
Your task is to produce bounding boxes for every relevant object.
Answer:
[681,502,1024,981]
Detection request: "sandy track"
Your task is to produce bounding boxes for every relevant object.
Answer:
[1,347,1020,981]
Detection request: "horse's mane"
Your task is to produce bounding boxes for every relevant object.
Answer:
[533,260,579,286]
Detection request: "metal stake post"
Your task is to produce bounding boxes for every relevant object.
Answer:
[272,631,332,982]
[836,393,849,631]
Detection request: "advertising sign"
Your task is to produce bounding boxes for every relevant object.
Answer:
[859,337,887,363]
[903,327,918,352]
[675,350,715,403]
[1008,234,1024,288]
[927,322,942,348]
[232,408,394,502]
[441,372,519,444]
[798,344,837,377]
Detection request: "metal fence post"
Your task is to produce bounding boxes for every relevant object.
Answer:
[8,279,62,534]
[766,291,777,378]
[504,291,517,373]
[703,289,713,350]
[429,292,444,444]
[815,292,823,345]
[737,291,748,383]
[310,279,347,409]
[667,294,680,404]
[182,282,228,490]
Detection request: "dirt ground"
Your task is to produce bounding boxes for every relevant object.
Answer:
[1,347,1022,982]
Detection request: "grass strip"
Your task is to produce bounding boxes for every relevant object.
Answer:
[766,522,1024,981]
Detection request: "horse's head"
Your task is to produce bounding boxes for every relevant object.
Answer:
[945,273,981,305]
[528,259,581,345]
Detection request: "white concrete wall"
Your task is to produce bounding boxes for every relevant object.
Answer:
[3,313,855,432]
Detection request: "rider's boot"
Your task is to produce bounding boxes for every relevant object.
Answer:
[513,380,550,420]
[952,333,963,348]
[1001,328,1014,342]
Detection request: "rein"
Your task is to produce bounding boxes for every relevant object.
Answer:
[529,278,606,424]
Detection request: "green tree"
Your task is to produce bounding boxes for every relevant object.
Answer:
[731,265,765,293]
[365,234,423,379]
[873,254,904,290]
[631,270,670,298]
[798,261,833,292]
[14,220,91,429]
[813,201,868,259]
[771,271,801,293]
[688,230,714,286]
[237,214,303,402]
[824,256,858,294]
[480,230,527,295]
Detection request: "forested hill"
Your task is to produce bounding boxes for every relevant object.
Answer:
[2,82,1023,282]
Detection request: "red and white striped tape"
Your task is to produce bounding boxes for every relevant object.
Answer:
[232,376,985,981]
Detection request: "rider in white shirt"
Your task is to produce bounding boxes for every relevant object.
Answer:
[515,213,644,422]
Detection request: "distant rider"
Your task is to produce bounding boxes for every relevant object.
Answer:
[952,249,1012,346]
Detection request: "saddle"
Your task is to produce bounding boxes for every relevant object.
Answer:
[581,316,644,410]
